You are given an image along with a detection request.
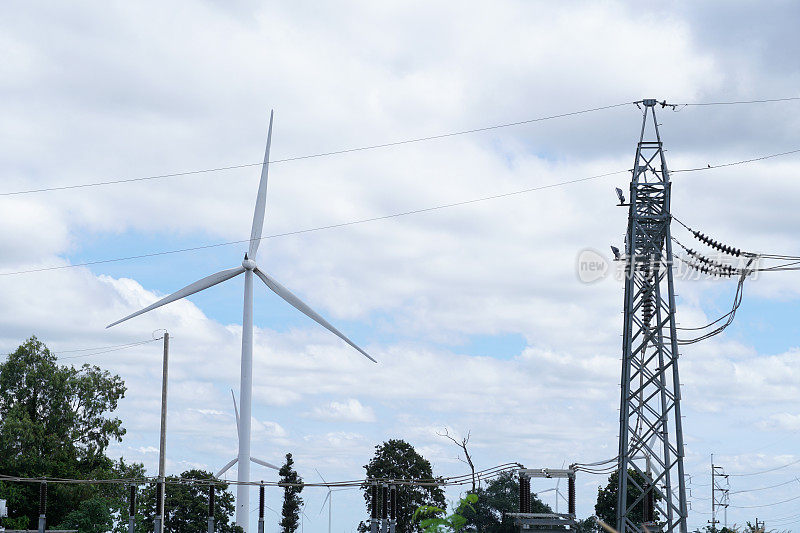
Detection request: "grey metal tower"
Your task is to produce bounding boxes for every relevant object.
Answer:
[617,99,687,533]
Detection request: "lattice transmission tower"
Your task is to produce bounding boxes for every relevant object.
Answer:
[617,99,688,533]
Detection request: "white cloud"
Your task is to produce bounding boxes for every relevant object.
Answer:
[309,399,377,423]
[1,1,800,530]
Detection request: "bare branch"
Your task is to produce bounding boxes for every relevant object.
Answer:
[437,427,477,493]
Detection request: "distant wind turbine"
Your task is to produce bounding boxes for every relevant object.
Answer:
[107,111,376,530]
[316,468,355,533]
[214,389,279,479]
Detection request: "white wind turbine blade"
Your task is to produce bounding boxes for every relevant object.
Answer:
[249,110,274,260]
[318,491,331,516]
[216,457,238,478]
[231,389,240,434]
[251,457,280,470]
[315,469,331,516]
[106,266,246,328]
[253,268,377,363]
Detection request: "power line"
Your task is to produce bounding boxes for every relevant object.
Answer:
[2,338,161,360]
[730,478,800,495]
[678,96,800,107]
[3,96,799,197]
[729,458,800,477]
[729,493,800,509]
[55,338,162,360]
[0,169,628,277]
[671,148,800,174]
[0,463,520,488]
[0,102,633,197]
[3,145,800,279]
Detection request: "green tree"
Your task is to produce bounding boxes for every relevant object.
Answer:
[595,469,660,529]
[0,336,127,528]
[136,469,241,533]
[279,453,304,533]
[693,526,737,533]
[59,496,114,533]
[358,439,446,533]
[415,493,478,532]
[59,458,147,533]
[462,471,552,532]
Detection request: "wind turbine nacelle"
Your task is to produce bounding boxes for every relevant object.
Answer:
[242,258,257,270]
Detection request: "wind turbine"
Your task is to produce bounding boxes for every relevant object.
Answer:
[107,111,376,530]
[316,468,355,533]
[214,390,279,479]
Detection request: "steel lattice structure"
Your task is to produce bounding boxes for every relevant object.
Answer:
[617,99,688,533]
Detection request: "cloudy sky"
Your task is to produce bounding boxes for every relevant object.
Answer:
[2,1,800,530]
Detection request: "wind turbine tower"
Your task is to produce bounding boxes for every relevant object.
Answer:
[108,111,376,530]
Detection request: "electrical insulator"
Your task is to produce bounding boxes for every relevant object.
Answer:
[208,485,215,518]
[381,484,388,519]
[643,483,655,523]
[642,296,653,327]
[370,483,379,520]
[568,475,576,516]
[519,475,531,514]
[39,482,47,516]
[129,485,137,517]
[259,483,265,519]
[693,230,742,256]
[155,482,163,516]
[390,485,397,521]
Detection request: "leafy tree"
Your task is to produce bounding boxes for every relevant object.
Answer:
[97,459,147,533]
[462,471,552,532]
[742,523,769,533]
[358,439,446,533]
[59,496,114,533]
[58,458,147,533]
[573,517,601,533]
[136,469,241,533]
[0,336,127,528]
[595,469,660,529]
[693,526,737,533]
[415,493,478,532]
[279,453,304,533]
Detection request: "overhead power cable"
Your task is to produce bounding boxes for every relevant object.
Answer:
[3,146,800,278]
[0,462,520,488]
[729,458,800,477]
[56,338,162,360]
[729,493,800,509]
[677,96,800,107]
[730,477,800,495]
[671,148,800,174]
[2,338,161,361]
[2,97,800,197]
[0,169,628,277]
[0,102,632,197]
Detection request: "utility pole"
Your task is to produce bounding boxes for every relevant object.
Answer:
[155,331,169,533]
[616,99,688,533]
[710,457,729,532]
[710,455,717,533]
